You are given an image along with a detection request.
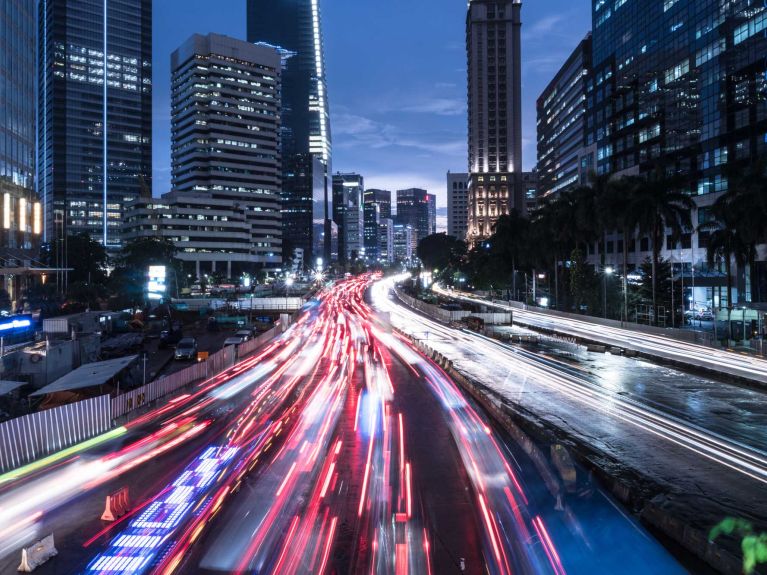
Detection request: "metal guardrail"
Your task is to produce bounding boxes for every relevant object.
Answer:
[0,395,111,473]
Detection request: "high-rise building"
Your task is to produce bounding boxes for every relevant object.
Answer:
[588,0,767,305]
[332,173,364,264]
[466,0,523,246]
[536,34,592,200]
[171,33,282,269]
[447,172,469,240]
[247,0,332,261]
[1,0,41,257]
[392,224,414,264]
[378,218,394,264]
[365,189,392,220]
[363,189,391,261]
[522,170,539,213]
[38,0,152,247]
[396,188,435,244]
[123,192,260,279]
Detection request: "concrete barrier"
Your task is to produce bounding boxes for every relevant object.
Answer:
[18,534,57,572]
[101,487,130,521]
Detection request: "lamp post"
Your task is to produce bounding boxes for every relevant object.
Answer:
[285,276,294,311]
[603,266,614,319]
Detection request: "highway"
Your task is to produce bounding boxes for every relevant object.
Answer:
[434,283,767,386]
[0,276,687,574]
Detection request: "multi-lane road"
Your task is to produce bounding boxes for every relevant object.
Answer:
[0,276,693,574]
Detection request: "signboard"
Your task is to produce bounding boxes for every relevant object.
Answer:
[147,266,167,301]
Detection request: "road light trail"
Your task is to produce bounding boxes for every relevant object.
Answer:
[376,278,767,486]
[436,283,767,385]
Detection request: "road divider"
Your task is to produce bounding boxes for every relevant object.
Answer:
[18,534,57,572]
[101,486,130,521]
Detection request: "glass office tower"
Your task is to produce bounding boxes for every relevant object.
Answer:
[589,0,767,303]
[247,0,332,262]
[1,0,41,256]
[38,0,152,247]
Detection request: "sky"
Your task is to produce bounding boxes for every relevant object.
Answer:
[152,0,593,207]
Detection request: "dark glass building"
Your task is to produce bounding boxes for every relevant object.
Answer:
[537,34,593,200]
[247,0,332,263]
[363,189,390,261]
[1,0,41,261]
[38,0,152,247]
[396,188,436,244]
[332,173,363,264]
[589,0,767,305]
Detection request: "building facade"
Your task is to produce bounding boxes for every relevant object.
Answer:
[332,173,364,264]
[247,0,333,261]
[447,172,469,240]
[378,218,394,264]
[393,224,414,265]
[123,192,258,278]
[589,0,767,307]
[170,33,282,269]
[38,0,152,247]
[396,188,435,245]
[466,0,524,246]
[536,34,592,200]
[363,189,391,262]
[2,0,41,257]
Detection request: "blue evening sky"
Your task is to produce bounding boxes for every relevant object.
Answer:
[152,0,592,206]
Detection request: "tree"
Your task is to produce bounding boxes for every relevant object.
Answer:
[627,165,694,323]
[597,175,642,322]
[719,157,767,302]
[417,233,466,274]
[699,205,747,311]
[110,237,182,306]
[41,233,109,286]
[490,210,530,301]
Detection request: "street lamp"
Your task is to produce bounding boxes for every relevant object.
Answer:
[603,266,614,319]
[285,276,294,310]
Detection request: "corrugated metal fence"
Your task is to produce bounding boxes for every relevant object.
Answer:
[0,395,111,473]
[0,325,282,474]
[112,326,279,418]
[111,345,237,418]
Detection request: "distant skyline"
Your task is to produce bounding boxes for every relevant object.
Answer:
[152,0,592,207]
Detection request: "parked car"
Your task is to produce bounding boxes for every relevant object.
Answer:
[159,329,183,349]
[174,337,198,360]
[235,329,252,342]
[223,336,244,347]
[696,309,715,321]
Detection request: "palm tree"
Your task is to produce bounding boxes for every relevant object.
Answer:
[597,175,642,322]
[719,157,767,302]
[491,210,530,300]
[699,206,748,327]
[628,165,694,324]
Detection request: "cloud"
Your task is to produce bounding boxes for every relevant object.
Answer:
[331,112,465,157]
[401,98,467,116]
[526,14,567,36]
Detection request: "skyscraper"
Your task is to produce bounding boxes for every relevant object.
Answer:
[396,188,435,244]
[247,0,332,262]
[1,0,41,256]
[363,189,391,261]
[170,33,282,271]
[466,0,523,246]
[38,0,152,247]
[536,34,593,200]
[447,172,469,240]
[332,173,364,264]
[588,0,767,304]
